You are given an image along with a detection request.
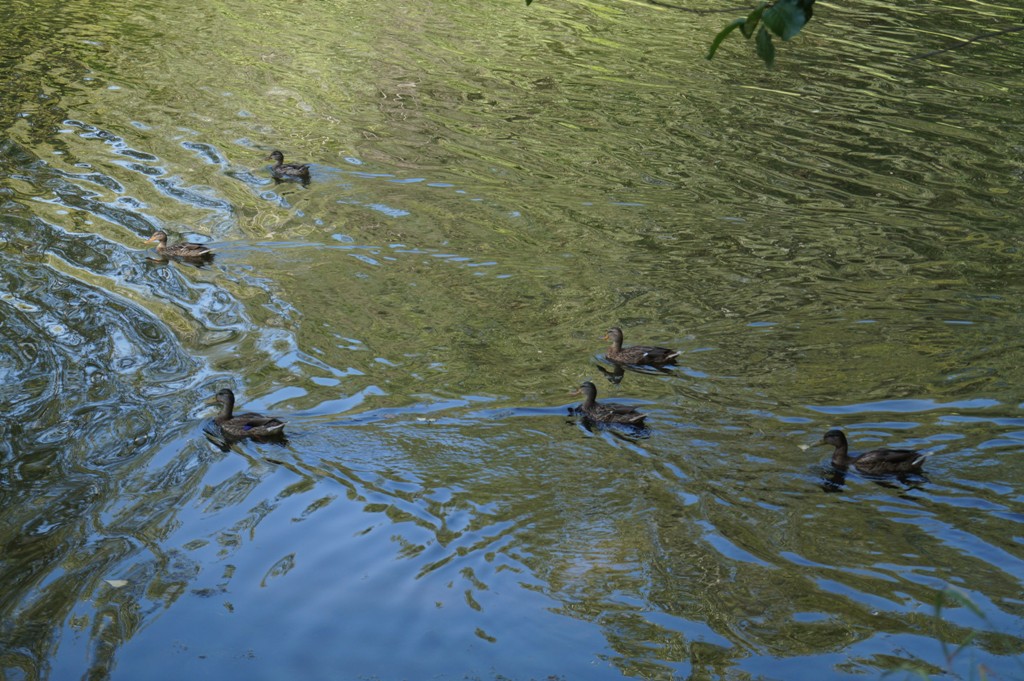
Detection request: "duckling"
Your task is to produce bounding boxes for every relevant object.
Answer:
[818,428,927,475]
[265,150,311,182]
[144,231,214,258]
[572,381,647,426]
[211,389,286,439]
[605,327,679,366]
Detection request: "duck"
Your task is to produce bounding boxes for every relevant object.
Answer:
[817,428,927,475]
[265,150,311,182]
[572,381,647,426]
[211,388,286,439]
[144,231,214,258]
[604,327,679,366]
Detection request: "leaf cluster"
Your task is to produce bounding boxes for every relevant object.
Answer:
[706,0,814,66]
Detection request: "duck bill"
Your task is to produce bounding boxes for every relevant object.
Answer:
[144,236,158,244]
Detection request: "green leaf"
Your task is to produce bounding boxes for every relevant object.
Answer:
[936,587,984,618]
[951,632,979,661]
[762,0,815,40]
[706,18,746,60]
[756,25,776,66]
[741,2,768,39]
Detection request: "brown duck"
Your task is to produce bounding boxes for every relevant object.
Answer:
[572,381,647,426]
[211,389,286,439]
[266,150,310,181]
[604,327,680,366]
[144,231,214,258]
[818,429,928,475]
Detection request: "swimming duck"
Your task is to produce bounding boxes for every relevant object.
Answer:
[818,429,927,475]
[604,327,680,366]
[144,231,214,258]
[572,381,647,426]
[266,150,311,181]
[211,388,286,439]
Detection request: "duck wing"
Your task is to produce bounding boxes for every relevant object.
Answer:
[854,448,927,475]
[634,346,680,365]
[609,345,680,365]
[275,162,310,177]
[236,412,285,428]
[218,411,286,436]
[585,401,647,425]
[169,242,214,257]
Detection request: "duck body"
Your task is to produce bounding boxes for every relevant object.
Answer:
[605,327,679,366]
[573,381,647,426]
[212,388,286,439]
[266,150,310,181]
[818,429,927,475]
[145,231,214,258]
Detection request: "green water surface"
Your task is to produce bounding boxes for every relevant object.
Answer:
[1,0,1023,679]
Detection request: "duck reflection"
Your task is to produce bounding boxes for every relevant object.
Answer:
[596,360,675,385]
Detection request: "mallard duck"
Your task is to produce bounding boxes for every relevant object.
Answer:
[211,388,286,439]
[144,231,214,258]
[818,429,927,475]
[572,381,647,426]
[605,327,679,366]
[266,150,310,181]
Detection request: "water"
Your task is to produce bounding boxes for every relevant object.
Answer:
[1,0,1023,679]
